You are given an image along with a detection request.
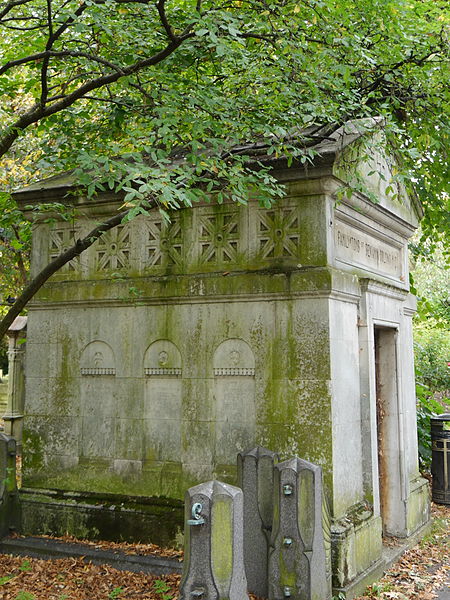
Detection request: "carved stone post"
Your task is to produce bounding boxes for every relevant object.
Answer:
[0,433,20,538]
[269,457,331,600]
[179,480,248,600]
[4,316,27,448]
[237,446,279,597]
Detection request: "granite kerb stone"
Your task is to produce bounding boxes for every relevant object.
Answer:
[0,535,182,575]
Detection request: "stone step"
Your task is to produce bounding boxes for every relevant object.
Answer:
[0,536,183,576]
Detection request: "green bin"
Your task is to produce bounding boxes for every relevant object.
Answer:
[431,414,450,505]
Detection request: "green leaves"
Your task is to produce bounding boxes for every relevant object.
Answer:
[0,0,448,273]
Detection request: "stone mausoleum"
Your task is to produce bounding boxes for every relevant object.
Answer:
[13,123,430,595]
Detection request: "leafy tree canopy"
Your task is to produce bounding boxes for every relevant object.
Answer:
[0,0,449,329]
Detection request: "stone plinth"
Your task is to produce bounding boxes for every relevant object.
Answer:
[237,446,279,598]
[180,480,248,600]
[269,457,331,600]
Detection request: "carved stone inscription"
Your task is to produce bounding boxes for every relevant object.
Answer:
[335,220,403,279]
[214,339,256,463]
[144,340,182,461]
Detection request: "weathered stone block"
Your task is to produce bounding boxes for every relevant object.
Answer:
[269,457,331,600]
[237,446,279,598]
[0,434,20,538]
[180,480,248,600]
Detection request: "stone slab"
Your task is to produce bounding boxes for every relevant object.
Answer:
[19,487,183,547]
[0,536,182,575]
[237,446,278,598]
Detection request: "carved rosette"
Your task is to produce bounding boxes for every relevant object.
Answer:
[198,211,239,265]
[94,225,131,271]
[144,217,183,270]
[49,227,81,272]
[258,208,300,259]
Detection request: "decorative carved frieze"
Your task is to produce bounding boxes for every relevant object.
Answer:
[145,367,182,376]
[49,227,81,272]
[94,225,131,271]
[144,217,183,269]
[198,211,240,265]
[62,202,305,277]
[80,367,116,376]
[257,207,300,259]
[213,367,255,377]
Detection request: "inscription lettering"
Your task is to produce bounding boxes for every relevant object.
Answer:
[335,221,403,279]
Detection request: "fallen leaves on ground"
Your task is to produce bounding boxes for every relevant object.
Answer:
[0,503,448,600]
[0,555,181,600]
[355,503,450,600]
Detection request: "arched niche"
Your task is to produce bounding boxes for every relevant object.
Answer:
[80,340,116,376]
[79,340,116,461]
[213,338,255,376]
[143,340,182,463]
[213,338,256,463]
[144,339,182,377]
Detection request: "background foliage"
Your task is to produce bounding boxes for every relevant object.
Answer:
[412,243,449,469]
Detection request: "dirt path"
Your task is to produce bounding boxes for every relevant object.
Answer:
[355,503,449,600]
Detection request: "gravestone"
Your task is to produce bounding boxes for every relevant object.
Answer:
[144,340,182,466]
[179,480,248,600]
[269,457,331,600]
[214,340,256,467]
[80,340,116,463]
[0,433,20,538]
[237,446,279,597]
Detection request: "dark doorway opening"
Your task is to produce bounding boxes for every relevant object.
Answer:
[374,326,402,536]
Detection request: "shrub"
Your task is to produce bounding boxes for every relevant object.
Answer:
[414,325,449,470]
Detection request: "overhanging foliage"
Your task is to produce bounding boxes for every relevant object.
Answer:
[0,0,449,335]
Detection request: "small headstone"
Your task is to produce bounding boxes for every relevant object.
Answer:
[0,433,19,538]
[179,480,248,600]
[237,446,279,597]
[269,457,331,600]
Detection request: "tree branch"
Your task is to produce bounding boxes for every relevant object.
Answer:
[0,0,33,21]
[156,0,176,41]
[360,50,437,97]
[0,29,196,158]
[0,49,125,77]
[40,0,53,105]
[1,23,46,30]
